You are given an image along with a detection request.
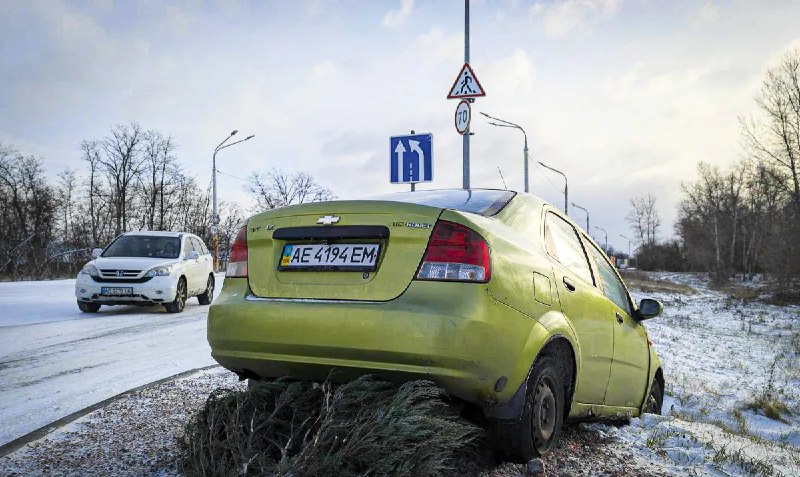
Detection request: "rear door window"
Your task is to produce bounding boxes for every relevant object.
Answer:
[190,237,206,255]
[196,238,209,255]
[544,213,594,285]
[586,241,632,315]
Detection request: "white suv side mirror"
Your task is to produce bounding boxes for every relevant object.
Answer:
[186,250,200,260]
[91,248,103,258]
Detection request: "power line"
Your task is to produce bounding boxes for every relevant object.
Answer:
[216,170,248,182]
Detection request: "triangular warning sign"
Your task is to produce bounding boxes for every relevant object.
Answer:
[447,63,486,99]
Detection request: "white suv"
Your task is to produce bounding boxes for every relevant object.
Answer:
[75,231,215,313]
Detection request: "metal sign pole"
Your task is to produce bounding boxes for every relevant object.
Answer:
[462,0,470,190]
[410,130,416,192]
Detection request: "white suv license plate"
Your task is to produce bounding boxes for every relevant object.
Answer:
[101,287,133,296]
[279,243,380,271]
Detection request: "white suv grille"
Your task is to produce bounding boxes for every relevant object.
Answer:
[98,269,142,279]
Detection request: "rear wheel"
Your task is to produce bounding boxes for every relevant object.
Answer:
[493,355,565,462]
[197,274,214,305]
[165,278,187,313]
[644,378,663,415]
[77,301,101,313]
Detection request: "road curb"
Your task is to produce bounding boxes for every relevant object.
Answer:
[0,364,221,458]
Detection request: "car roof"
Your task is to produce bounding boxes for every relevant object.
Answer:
[122,231,186,238]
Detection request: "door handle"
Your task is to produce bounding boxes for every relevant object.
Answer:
[616,312,624,324]
[562,276,576,292]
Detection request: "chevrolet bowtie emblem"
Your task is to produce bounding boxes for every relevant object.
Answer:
[316,215,340,225]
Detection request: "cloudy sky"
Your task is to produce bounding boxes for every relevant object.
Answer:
[1,0,798,251]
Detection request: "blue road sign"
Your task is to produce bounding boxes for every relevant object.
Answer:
[390,133,433,184]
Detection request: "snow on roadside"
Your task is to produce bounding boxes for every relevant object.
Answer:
[615,272,800,476]
[0,367,242,477]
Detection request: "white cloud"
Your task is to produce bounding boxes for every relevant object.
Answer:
[530,0,621,38]
[382,0,415,30]
[694,1,719,26]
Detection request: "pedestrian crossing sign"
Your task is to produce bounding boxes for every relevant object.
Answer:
[447,63,486,99]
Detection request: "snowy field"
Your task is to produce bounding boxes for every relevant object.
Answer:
[0,275,224,446]
[599,273,800,476]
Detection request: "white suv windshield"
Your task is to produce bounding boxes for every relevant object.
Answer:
[102,236,181,259]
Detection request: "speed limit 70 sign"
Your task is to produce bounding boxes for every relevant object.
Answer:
[454,100,471,135]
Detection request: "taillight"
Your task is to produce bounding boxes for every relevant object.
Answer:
[226,226,248,278]
[415,220,491,283]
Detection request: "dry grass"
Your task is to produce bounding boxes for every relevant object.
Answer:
[620,271,696,295]
[179,375,489,477]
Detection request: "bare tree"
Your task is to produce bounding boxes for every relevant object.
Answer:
[626,193,661,246]
[0,143,56,277]
[248,169,334,211]
[741,48,800,212]
[99,123,144,235]
[139,130,178,230]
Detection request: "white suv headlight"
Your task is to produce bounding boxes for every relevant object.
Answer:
[80,264,99,277]
[145,266,172,277]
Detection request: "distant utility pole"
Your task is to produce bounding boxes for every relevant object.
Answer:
[620,234,632,258]
[212,130,254,270]
[595,226,608,251]
[482,111,529,193]
[463,0,470,189]
[571,202,589,232]
[538,161,568,214]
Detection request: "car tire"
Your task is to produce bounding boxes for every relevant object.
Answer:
[77,300,101,313]
[197,274,214,305]
[493,355,566,463]
[644,378,663,415]
[165,277,187,313]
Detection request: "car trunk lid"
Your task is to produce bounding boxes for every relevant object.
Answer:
[246,200,443,301]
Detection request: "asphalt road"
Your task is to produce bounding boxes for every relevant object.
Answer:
[0,276,223,446]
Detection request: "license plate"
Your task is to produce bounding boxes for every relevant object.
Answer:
[279,243,380,271]
[101,287,133,296]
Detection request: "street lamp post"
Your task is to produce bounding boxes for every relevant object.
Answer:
[571,202,589,232]
[212,130,255,270]
[538,161,568,214]
[594,226,608,251]
[620,234,633,258]
[480,112,529,192]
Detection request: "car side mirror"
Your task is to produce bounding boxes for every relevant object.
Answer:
[186,250,200,260]
[91,248,103,258]
[637,298,663,320]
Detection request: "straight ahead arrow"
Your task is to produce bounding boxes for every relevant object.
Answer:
[394,141,406,183]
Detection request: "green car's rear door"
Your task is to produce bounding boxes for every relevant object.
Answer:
[544,211,614,405]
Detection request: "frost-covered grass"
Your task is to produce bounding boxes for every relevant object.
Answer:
[609,272,800,476]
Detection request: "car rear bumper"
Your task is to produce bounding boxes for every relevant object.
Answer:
[75,274,178,306]
[208,278,549,414]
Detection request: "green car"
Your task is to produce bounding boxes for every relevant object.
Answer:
[208,189,665,461]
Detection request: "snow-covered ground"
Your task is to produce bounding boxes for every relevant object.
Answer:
[601,273,800,476]
[0,275,224,446]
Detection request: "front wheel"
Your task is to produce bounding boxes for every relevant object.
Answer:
[165,278,187,313]
[77,300,101,313]
[493,355,566,462]
[197,274,214,305]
